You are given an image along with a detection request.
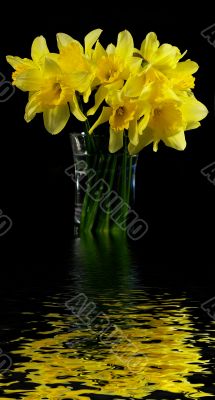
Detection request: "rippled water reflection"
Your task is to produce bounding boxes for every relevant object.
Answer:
[0,237,215,399]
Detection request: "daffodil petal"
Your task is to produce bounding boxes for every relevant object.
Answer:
[31,36,49,63]
[6,55,34,70]
[68,71,91,93]
[43,104,70,134]
[186,121,200,130]
[84,29,102,56]
[93,41,106,62]
[182,97,208,127]
[162,131,186,150]
[24,92,42,122]
[57,33,83,52]
[123,75,144,97]
[56,33,73,49]
[138,111,151,133]
[128,120,139,146]
[153,140,160,152]
[115,30,134,59]
[106,43,115,55]
[87,86,108,116]
[69,94,86,121]
[43,57,62,76]
[140,32,159,61]
[128,127,153,154]
[109,128,123,153]
[14,69,43,91]
[89,107,112,134]
[176,59,199,74]
[83,87,92,103]
[151,44,181,69]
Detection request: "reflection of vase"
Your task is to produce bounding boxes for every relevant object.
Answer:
[69,132,138,237]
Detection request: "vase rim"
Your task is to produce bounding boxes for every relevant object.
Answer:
[69,131,138,157]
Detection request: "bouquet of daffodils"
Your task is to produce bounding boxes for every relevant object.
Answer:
[6,30,208,236]
[6,29,208,154]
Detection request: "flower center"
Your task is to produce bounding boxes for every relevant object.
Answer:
[153,108,162,117]
[97,55,121,83]
[53,82,62,99]
[116,106,125,116]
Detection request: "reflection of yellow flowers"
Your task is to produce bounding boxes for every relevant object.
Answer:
[7,30,208,153]
[1,296,214,399]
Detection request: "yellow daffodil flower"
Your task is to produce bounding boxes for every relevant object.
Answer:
[56,29,102,103]
[6,35,50,90]
[128,83,208,154]
[87,30,141,116]
[7,36,87,134]
[6,30,208,150]
[24,57,86,134]
[168,59,199,90]
[89,87,146,153]
[138,32,186,76]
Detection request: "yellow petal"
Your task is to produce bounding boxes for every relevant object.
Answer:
[128,127,153,154]
[153,140,160,151]
[140,32,159,61]
[123,75,144,97]
[186,121,200,130]
[115,30,134,59]
[138,111,151,134]
[24,92,42,122]
[87,86,108,116]
[6,55,34,70]
[43,104,70,134]
[69,94,86,121]
[181,96,208,128]
[162,131,186,150]
[31,36,49,63]
[83,86,92,103]
[13,69,43,91]
[88,106,112,134]
[43,57,61,76]
[93,41,106,62]
[128,120,139,146]
[68,71,92,93]
[84,29,102,57]
[151,44,181,69]
[57,33,83,52]
[176,59,199,74]
[109,128,124,153]
[106,43,116,55]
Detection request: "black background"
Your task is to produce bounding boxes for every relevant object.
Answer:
[0,5,215,269]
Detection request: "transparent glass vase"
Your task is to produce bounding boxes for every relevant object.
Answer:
[69,132,138,238]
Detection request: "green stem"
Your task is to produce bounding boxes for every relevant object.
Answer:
[96,155,117,233]
[85,155,111,233]
[126,155,133,205]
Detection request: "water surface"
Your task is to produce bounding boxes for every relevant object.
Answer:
[1,237,215,399]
